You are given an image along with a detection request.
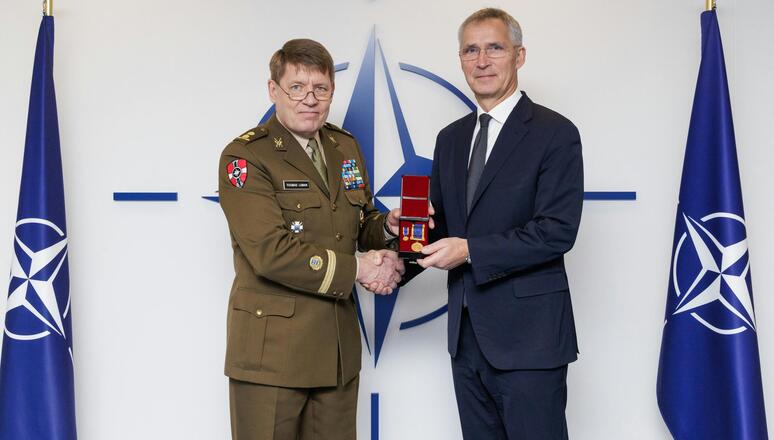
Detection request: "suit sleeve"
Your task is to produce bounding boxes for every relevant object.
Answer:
[219,143,357,299]
[467,122,584,286]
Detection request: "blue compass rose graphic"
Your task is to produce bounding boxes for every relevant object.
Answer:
[253,27,474,366]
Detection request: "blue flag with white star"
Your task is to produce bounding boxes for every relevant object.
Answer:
[657,9,768,440]
[0,16,77,440]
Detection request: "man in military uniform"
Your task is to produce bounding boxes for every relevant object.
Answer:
[219,39,403,440]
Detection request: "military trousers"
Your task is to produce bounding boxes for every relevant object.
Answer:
[229,375,359,440]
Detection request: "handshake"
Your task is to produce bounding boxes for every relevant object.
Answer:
[355,250,405,295]
[354,204,469,295]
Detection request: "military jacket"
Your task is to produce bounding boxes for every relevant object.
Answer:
[219,115,387,388]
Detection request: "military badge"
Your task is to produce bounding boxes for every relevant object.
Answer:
[290,221,304,234]
[227,159,248,188]
[309,255,324,271]
[341,159,365,190]
[274,137,284,150]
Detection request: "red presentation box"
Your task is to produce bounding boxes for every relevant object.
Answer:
[398,175,431,260]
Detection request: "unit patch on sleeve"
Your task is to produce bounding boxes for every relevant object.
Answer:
[227,159,248,188]
[341,159,365,190]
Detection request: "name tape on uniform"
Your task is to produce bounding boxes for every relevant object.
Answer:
[283,180,311,190]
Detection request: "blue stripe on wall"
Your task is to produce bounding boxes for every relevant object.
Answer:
[584,191,636,200]
[113,192,178,201]
[371,393,379,440]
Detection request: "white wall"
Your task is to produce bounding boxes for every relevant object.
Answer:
[1,0,772,438]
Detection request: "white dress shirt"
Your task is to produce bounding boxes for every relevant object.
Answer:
[468,89,522,165]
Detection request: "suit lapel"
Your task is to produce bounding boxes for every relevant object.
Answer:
[269,116,331,198]
[468,93,533,216]
[454,113,477,224]
[320,128,343,201]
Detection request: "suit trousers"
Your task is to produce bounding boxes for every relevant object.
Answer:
[229,375,358,440]
[451,309,569,440]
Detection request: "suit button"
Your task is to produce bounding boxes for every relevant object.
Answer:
[335,233,343,241]
[296,203,302,209]
[331,203,337,211]
[255,309,263,316]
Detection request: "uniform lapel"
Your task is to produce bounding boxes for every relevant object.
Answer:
[468,93,533,217]
[320,128,343,201]
[269,116,331,198]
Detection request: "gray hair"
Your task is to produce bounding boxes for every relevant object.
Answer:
[458,8,523,47]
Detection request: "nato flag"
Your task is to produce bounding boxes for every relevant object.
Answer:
[0,16,77,440]
[657,10,768,440]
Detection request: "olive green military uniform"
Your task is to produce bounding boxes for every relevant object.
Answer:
[219,115,388,439]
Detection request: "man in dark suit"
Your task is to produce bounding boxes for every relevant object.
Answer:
[390,7,583,439]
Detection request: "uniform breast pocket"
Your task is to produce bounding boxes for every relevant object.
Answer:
[343,189,367,237]
[227,289,296,372]
[275,192,322,241]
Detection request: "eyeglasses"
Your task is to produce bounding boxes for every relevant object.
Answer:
[459,44,520,61]
[275,83,333,101]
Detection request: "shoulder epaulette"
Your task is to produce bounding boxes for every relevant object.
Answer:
[323,122,353,138]
[233,125,269,144]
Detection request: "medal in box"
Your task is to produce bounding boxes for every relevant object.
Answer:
[398,175,430,260]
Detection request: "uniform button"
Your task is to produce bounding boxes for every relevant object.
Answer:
[331,203,337,211]
[335,233,343,241]
[338,292,344,297]
[296,203,302,209]
[256,309,263,316]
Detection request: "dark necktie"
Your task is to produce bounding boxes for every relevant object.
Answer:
[466,113,492,213]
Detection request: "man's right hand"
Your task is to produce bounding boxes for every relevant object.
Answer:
[356,250,405,295]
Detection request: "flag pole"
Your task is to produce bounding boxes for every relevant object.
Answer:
[706,0,716,11]
[43,0,53,16]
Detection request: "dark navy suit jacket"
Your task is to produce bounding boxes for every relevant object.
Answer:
[426,91,583,370]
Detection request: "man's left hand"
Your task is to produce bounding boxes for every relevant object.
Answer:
[417,237,468,270]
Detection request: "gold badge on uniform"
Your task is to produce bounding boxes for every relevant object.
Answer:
[309,255,324,271]
[328,134,336,144]
[239,131,255,141]
[274,137,284,150]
